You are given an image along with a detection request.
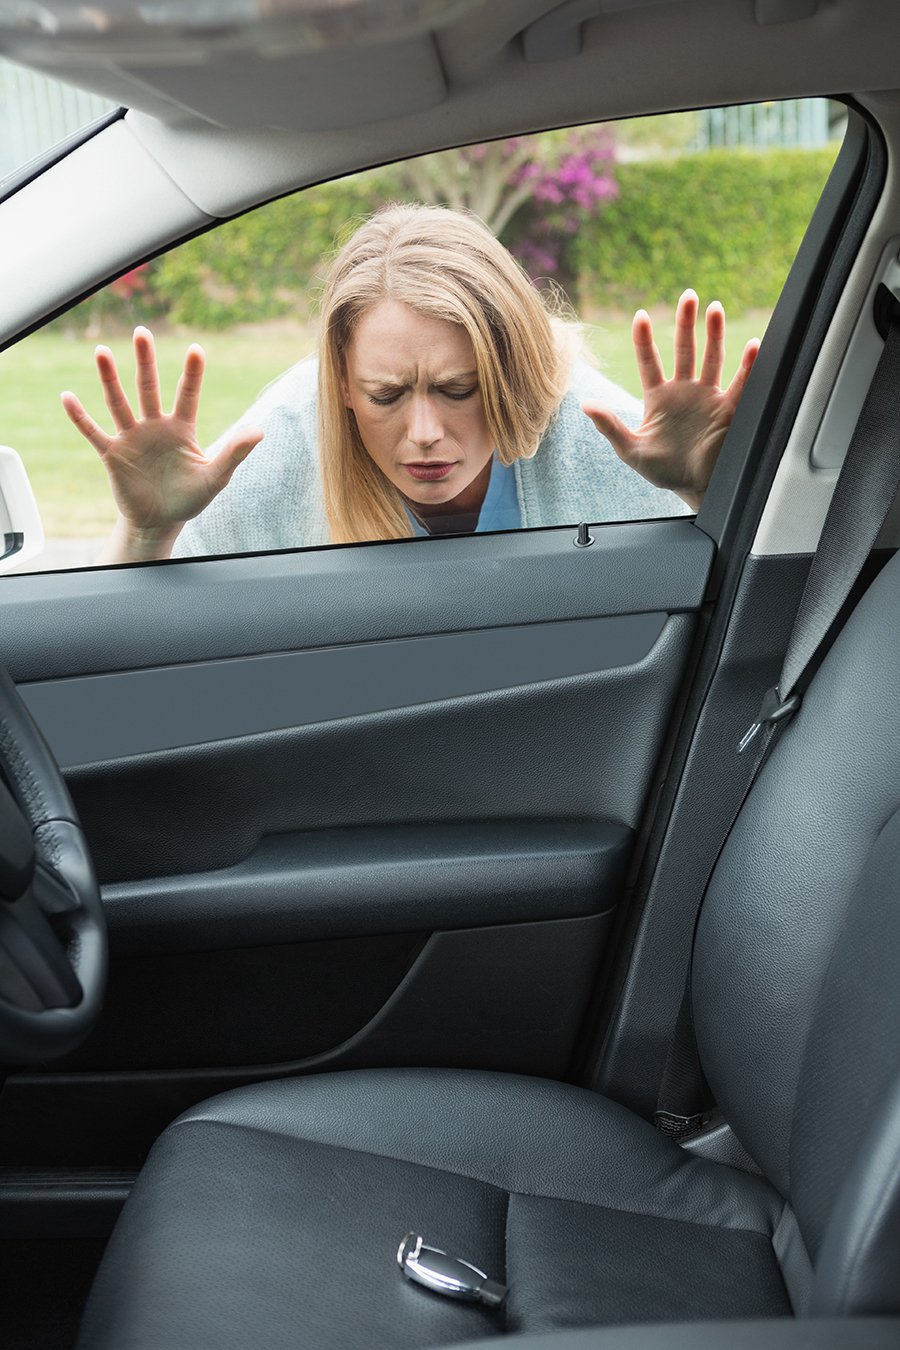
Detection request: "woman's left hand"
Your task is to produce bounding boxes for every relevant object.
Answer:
[581,290,759,512]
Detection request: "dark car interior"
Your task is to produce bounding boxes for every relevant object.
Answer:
[0,2,899,1348]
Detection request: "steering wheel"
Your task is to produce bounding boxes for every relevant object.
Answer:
[0,665,106,1063]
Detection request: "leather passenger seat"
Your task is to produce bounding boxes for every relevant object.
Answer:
[77,547,900,1348]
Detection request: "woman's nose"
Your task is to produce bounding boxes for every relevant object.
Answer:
[407,396,442,449]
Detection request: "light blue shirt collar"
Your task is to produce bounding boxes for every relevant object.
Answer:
[404,453,521,536]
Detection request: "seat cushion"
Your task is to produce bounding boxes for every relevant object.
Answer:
[77,1069,793,1350]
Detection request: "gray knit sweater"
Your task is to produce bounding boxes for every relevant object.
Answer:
[173,354,689,558]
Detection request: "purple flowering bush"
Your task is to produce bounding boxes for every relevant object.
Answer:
[505,130,619,285]
[394,129,619,295]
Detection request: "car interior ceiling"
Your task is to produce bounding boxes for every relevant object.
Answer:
[0,2,899,1349]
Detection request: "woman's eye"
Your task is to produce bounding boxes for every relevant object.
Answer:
[366,385,476,405]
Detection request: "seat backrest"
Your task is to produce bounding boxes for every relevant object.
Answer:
[691,547,900,1317]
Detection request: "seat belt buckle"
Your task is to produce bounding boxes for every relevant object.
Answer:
[738,686,800,754]
[654,1110,709,1141]
[397,1232,507,1307]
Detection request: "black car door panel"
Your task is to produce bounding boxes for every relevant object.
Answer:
[97,820,632,951]
[0,518,712,1164]
[19,613,669,765]
[3,519,709,678]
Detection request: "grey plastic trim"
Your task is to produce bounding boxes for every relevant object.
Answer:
[100,820,631,954]
[130,33,448,133]
[810,237,900,470]
[0,119,209,349]
[0,108,123,207]
[522,0,685,63]
[20,611,668,767]
[521,0,818,65]
[0,1167,135,1240]
[750,99,890,555]
[0,520,713,684]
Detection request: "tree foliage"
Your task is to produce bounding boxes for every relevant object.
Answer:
[573,147,837,312]
[394,130,618,278]
[60,140,838,331]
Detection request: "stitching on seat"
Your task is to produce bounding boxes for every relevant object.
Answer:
[165,1115,779,1237]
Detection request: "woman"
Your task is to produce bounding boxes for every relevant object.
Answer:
[61,204,759,564]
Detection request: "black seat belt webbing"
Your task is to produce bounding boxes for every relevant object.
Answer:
[655,298,900,1139]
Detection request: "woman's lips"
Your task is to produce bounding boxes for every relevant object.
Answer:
[404,462,455,482]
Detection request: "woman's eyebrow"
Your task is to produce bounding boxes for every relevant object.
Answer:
[357,370,478,386]
[434,371,478,384]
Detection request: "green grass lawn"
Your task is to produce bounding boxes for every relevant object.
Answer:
[0,323,321,538]
[0,310,769,539]
[582,309,769,399]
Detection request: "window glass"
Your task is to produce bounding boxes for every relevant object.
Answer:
[0,58,116,191]
[0,99,843,573]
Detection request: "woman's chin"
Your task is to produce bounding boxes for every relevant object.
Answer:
[392,454,491,510]
[399,478,463,505]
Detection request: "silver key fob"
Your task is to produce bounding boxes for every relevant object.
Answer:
[397,1232,507,1306]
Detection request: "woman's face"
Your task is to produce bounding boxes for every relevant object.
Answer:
[341,299,494,511]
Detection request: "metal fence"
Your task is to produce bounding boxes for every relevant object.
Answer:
[694,99,835,150]
[0,59,114,184]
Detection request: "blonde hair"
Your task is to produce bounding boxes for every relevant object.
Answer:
[318,203,570,543]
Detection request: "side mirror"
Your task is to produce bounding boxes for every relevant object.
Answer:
[0,446,45,574]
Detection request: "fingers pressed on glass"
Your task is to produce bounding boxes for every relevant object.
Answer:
[672,289,698,381]
[724,338,761,406]
[581,403,635,458]
[699,301,726,387]
[208,429,265,491]
[95,346,136,431]
[60,392,112,457]
[632,309,666,390]
[173,345,206,424]
[133,326,163,420]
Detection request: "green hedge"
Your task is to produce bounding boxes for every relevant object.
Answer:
[571,148,837,312]
[151,169,401,327]
[109,146,838,329]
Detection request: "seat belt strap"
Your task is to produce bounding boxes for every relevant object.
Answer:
[655,293,900,1138]
[743,291,900,750]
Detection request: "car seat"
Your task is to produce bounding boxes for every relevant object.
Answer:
[75,544,900,1348]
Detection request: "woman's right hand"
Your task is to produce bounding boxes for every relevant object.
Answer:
[61,326,263,563]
